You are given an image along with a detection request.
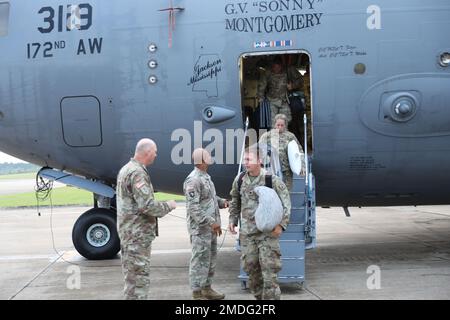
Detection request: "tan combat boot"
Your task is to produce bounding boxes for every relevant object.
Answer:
[201,286,225,300]
[192,290,207,300]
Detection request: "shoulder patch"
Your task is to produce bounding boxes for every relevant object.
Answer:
[135,180,146,189]
[189,191,195,198]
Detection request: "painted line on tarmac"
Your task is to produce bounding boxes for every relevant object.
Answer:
[53,247,237,263]
[0,254,61,262]
[152,247,236,255]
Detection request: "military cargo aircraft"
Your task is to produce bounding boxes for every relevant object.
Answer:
[1,0,449,260]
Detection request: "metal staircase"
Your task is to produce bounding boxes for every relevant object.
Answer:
[237,115,316,288]
[238,171,316,287]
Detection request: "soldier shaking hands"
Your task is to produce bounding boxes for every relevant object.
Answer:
[116,139,177,300]
[183,148,229,300]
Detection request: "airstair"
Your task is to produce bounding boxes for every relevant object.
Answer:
[238,171,316,288]
[238,115,316,288]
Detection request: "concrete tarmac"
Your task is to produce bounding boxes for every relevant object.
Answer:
[0,205,450,300]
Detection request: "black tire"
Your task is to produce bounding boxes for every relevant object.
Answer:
[72,208,120,260]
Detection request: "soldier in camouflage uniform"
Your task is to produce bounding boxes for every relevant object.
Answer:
[257,57,303,127]
[228,148,291,300]
[259,114,305,190]
[116,139,177,300]
[183,148,229,300]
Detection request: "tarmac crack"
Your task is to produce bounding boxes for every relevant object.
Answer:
[303,285,323,300]
[8,252,64,300]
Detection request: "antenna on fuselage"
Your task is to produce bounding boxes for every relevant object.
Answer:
[158,0,185,48]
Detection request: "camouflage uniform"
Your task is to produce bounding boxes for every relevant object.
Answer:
[258,66,302,126]
[229,169,291,300]
[116,158,173,300]
[183,168,226,291]
[259,130,304,190]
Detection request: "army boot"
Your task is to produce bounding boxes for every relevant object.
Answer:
[201,286,225,300]
[192,290,207,300]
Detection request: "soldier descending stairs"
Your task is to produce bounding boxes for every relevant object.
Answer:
[236,115,317,294]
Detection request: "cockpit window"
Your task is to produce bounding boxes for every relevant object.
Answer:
[0,2,10,37]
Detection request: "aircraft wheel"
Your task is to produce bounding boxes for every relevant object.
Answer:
[72,208,120,260]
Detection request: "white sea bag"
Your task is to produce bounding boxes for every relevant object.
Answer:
[254,186,283,232]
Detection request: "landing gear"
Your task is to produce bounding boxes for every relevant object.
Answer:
[72,208,120,260]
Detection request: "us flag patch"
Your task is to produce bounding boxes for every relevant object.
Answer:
[253,40,293,48]
[136,181,146,189]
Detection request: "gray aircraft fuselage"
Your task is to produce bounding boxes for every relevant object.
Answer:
[1,0,450,206]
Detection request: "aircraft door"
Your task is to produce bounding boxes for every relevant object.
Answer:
[239,52,313,151]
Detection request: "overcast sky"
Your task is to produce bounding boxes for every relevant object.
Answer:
[0,152,26,163]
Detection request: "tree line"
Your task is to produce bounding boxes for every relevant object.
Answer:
[0,163,40,175]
